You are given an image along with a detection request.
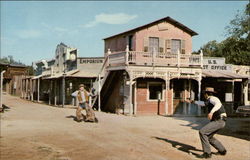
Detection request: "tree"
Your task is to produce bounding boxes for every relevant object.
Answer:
[196,3,250,65]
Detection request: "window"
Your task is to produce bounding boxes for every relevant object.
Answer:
[171,39,181,54]
[148,83,163,100]
[128,35,133,51]
[149,37,159,53]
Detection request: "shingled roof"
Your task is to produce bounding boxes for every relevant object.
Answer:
[104,16,198,40]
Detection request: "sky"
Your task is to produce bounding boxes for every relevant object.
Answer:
[0,1,248,65]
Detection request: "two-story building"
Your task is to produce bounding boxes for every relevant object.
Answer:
[23,43,104,107]
[94,16,203,116]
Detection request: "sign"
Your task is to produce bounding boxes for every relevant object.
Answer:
[203,57,232,71]
[79,58,104,64]
[225,93,233,102]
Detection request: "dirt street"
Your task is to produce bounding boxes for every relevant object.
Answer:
[0,94,249,160]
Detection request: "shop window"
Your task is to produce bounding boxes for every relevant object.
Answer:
[148,83,163,100]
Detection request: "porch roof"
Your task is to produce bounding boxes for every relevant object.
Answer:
[202,70,249,79]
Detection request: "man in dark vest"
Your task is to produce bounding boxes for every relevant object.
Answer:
[199,87,227,159]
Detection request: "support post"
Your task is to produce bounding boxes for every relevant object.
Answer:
[198,77,202,116]
[54,80,57,106]
[62,75,66,107]
[0,70,6,109]
[165,72,169,115]
[49,80,52,105]
[98,74,101,112]
[37,78,40,102]
[129,77,133,116]
[31,79,34,101]
[133,81,137,115]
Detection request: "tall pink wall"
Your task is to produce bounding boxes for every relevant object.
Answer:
[135,21,192,54]
[104,20,193,56]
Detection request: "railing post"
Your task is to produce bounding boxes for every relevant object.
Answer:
[177,49,180,68]
[200,49,203,68]
[153,47,156,66]
[107,48,111,67]
[125,45,129,65]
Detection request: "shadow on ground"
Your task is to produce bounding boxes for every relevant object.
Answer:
[153,136,209,158]
[0,104,11,113]
[173,117,250,141]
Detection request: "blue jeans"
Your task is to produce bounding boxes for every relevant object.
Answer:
[79,103,86,109]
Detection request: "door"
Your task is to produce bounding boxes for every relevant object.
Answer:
[149,37,159,53]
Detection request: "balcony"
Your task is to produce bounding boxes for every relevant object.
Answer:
[108,49,203,68]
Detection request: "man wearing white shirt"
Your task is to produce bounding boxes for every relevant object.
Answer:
[199,87,227,159]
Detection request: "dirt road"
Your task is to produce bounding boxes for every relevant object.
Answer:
[0,95,249,160]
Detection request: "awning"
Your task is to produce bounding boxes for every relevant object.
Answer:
[32,75,43,80]
[66,70,99,78]
[202,70,249,79]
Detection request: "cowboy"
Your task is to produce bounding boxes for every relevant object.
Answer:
[198,87,227,159]
[71,84,91,122]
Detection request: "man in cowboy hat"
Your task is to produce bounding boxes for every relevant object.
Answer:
[71,84,92,122]
[198,87,227,159]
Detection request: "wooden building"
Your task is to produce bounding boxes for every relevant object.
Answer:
[95,16,203,115]
[94,16,250,116]
[0,63,28,96]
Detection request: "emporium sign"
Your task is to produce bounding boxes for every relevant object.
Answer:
[203,57,232,71]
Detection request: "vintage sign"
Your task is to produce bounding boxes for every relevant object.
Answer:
[79,58,104,64]
[203,57,232,71]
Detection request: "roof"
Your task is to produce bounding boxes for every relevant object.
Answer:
[202,70,249,79]
[104,16,198,40]
[0,62,26,68]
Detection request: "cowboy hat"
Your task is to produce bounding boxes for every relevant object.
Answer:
[204,87,217,93]
[79,84,85,88]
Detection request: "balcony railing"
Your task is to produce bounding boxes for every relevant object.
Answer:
[107,46,203,68]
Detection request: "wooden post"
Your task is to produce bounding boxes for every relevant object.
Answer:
[49,80,52,105]
[133,81,137,115]
[153,47,156,66]
[98,74,101,112]
[198,76,202,116]
[37,78,40,102]
[129,78,133,116]
[31,79,34,101]
[165,74,169,115]
[125,45,129,65]
[54,80,57,106]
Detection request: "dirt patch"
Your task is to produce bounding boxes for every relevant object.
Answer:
[1,95,250,160]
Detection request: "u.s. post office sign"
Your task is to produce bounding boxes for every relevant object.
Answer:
[203,57,232,71]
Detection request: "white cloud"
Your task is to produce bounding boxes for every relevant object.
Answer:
[17,29,42,39]
[84,13,138,28]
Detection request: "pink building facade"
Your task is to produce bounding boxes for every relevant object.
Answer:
[98,17,203,116]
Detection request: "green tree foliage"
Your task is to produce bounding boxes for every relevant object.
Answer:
[196,3,250,65]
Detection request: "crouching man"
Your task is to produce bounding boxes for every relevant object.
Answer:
[198,87,227,159]
[71,84,98,123]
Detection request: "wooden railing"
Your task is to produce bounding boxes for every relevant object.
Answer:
[107,47,203,68]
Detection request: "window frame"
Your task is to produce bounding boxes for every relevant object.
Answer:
[147,82,165,101]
